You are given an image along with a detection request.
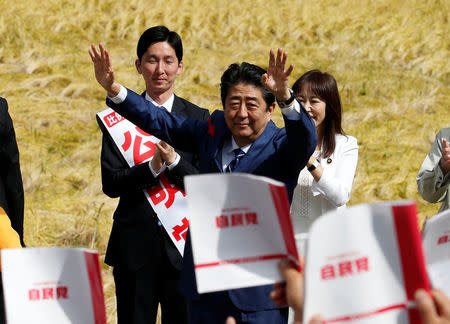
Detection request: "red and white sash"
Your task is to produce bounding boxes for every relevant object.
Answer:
[97,108,189,255]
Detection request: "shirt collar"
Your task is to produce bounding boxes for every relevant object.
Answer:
[145,92,175,113]
[226,137,251,154]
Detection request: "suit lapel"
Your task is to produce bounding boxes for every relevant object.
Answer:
[172,95,187,117]
[233,120,278,174]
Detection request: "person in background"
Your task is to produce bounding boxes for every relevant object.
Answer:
[0,206,22,324]
[0,97,25,247]
[290,70,359,236]
[94,26,209,324]
[417,127,450,213]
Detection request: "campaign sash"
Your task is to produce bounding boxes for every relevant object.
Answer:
[97,108,188,255]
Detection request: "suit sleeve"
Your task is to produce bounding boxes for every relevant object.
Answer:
[0,98,24,245]
[106,88,208,154]
[417,129,450,203]
[100,133,160,198]
[279,100,318,175]
[311,136,359,207]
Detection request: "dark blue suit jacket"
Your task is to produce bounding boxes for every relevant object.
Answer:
[107,87,317,311]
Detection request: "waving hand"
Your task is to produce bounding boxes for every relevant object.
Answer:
[262,48,294,102]
[89,43,120,96]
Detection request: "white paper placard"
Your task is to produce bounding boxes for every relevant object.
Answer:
[1,247,106,324]
[185,173,299,293]
[303,201,430,324]
[422,208,450,297]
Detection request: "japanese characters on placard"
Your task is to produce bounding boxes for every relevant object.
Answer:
[320,255,370,281]
[28,284,69,301]
[437,233,450,245]
[216,208,259,228]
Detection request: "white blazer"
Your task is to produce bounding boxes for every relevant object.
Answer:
[291,134,359,234]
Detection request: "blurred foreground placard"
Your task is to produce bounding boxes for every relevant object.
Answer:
[422,208,450,298]
[304,201,430,324]
[185,173,299,293]
[1,247,106,324]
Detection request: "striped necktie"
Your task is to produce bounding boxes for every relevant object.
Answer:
[226,148,245,173]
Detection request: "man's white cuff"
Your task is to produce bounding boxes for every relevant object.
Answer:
[280,100,301,120]
[107,85,127,104]
[148,161,167,177]
[167,153,181,171]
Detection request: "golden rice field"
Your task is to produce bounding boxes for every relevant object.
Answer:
[0,0,449,322]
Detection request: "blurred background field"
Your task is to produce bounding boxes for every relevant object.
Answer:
[0,0,448,322]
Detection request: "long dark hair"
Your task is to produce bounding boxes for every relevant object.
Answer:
[292,70,344,158]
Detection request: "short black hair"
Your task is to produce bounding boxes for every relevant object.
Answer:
[136,26,183,62]
[220,62,275,110]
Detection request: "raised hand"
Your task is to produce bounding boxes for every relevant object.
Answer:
[262,48,294,102]
[88,43,120,96]
[441,138,450,175]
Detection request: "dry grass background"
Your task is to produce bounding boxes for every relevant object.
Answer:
[0,0,449,322]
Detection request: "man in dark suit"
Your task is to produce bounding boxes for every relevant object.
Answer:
[0,97,24,247]
[96,26,209,324]
[90,45,317,323]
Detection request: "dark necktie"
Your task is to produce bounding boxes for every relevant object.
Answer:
[226,148,245,173]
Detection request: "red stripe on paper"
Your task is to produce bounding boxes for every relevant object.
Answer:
[195,253,286,269]
[392,203,431,324]
[324,303,407,323]
[268,183,301,271]
[84,252,107,324]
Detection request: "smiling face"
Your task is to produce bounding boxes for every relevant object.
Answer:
[297,88,327,130]
[224,83,275,147]
[135,41,183,98]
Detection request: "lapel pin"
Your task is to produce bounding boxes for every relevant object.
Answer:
[327,158,332,164]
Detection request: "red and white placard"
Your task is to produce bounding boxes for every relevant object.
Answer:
[1,247,106,324]
[185,173,299,294]
[422,208,450,297]
[303,201,430,324]
[97,108,189,255]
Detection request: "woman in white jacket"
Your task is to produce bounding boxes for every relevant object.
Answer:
[290,70,359,237]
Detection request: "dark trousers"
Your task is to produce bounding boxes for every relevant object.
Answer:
[113,255,188,324]
[189,290,288,324]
